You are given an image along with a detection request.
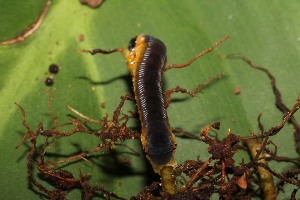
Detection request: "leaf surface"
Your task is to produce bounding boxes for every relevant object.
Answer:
[0,1,299,199]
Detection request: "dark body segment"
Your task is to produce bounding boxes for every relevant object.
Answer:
[135,35,174,165]
[146,120,174,165]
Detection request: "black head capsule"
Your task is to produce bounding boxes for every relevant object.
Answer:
[49,64,59,74]
[128,36,137,51]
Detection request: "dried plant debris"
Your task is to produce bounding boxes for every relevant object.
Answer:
[15,93,138,200]
[16,56,300,199]
[79,0,104,8]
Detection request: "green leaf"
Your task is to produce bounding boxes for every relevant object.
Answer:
[0,0,299,199]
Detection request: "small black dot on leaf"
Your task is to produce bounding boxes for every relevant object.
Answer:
[49,64,59,74]
[45,77,54,86]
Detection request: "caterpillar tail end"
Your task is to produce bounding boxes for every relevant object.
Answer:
[160,165,177,195]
